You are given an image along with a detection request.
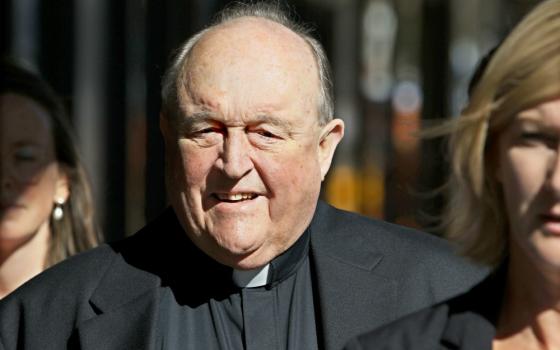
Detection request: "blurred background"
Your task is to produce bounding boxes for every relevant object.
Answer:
[1,0,544,242]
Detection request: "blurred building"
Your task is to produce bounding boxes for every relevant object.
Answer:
[2,0,544,241]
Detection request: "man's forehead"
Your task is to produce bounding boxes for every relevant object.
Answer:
[174,16,322,124]
[186,17,316,72]
[206,17,306,47]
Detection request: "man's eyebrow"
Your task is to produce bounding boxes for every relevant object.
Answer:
[251,114,293,129]
[178,111,295,129]
[178,111,214,128]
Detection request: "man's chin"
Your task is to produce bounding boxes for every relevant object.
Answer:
[216,247,277,270]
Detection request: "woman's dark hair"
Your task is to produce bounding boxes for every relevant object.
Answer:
[467,45,500,98]
[1,57,101,266]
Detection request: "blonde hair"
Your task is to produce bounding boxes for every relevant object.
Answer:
[435,0,560,267]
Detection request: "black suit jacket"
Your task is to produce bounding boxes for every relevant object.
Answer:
[0,201,485,350]
[345,265,504,350]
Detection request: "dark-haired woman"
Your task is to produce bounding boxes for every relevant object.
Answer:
[0,59,100,298]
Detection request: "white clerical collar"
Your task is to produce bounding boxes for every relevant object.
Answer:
[232,264,270,288]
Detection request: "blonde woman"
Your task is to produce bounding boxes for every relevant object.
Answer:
[0,59,100,298]
[346,0,560,348]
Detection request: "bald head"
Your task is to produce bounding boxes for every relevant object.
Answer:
[161,3,334,126]
[179,17,320,123]
[191,16,318,75]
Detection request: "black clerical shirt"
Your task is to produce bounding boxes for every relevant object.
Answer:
[157,228,318,349]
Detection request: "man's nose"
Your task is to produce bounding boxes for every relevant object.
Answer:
[221,131,253,179]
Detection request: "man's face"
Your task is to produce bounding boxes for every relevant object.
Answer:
[162,18,343,269]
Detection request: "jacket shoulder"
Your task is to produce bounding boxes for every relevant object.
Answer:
[313,202,487,304]
[2,244,117,304]
[0,245,119,349]
[345,274,499,350]
[0,209,175,349]
[314,201,472,264]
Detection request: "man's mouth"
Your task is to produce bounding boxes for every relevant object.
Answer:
[213,193,258,202]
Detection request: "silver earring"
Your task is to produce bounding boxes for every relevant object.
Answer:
[53,199,65,221]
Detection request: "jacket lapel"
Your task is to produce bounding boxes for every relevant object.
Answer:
[74,207,227,350]
[76,288,161,350]
[312,249,394,350]
[310,202,394,350]
[75,229,165,350]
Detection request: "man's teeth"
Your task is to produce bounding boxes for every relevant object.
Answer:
[216,193,256,201]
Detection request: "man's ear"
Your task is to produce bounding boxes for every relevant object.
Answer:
[318,118,344,180]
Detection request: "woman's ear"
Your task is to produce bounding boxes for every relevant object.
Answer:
[54,167,70,203]
[318,118,345,180]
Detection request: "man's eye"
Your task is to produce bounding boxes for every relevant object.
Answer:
[257,130,276,138]
[188,127,224,146]
[247,128,284,148]
[193,127,222,136]
[250,127,282,139]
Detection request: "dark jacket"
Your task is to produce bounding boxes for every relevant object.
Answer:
[0,201,486,350]
[345,265,504,350]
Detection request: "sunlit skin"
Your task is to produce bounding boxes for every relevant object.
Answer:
[161,17,344,269]
[0,93,69,298]
[493,97,560,349]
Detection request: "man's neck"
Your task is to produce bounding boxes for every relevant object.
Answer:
[232,264,270,288]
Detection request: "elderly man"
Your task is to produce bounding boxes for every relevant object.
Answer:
[0,3,484,350]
